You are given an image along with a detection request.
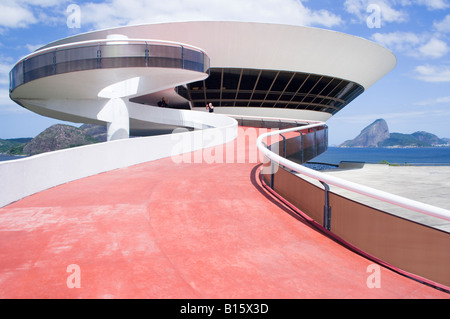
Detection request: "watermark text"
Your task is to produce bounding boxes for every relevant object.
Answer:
[66,4,81,29]
[366,4,381,29]
[366,263,381,288]
[66,264,81,288]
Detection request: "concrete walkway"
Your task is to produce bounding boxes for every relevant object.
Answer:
[0,129,448,298]
[318,164,450,232]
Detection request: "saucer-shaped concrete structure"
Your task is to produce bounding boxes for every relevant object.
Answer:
[10,21,396,139]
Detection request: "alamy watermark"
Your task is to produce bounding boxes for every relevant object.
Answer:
[66,4,81,29]
[366,4,381,29]
[169,126,280,168]
[66,264,81,288]
[366,263,381,288]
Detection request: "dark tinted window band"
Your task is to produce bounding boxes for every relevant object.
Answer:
[10,41,210,92]
[186,68,364,115]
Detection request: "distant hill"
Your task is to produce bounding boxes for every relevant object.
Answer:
[412,131,448,146]
[0,124,108,157]
[79,124,107,142]
[340,119,450,148]
[378,133,430,147]
[0,138,33,155]
[22,124,104,156]
[0,124,107,156]
[340,119,390,147]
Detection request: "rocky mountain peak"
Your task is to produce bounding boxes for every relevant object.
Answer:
[340,119,390,147]
[22,124,101,156]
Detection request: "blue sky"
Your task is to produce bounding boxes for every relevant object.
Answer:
[1,0,449,145]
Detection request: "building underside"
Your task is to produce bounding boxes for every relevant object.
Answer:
[183,67,364,114]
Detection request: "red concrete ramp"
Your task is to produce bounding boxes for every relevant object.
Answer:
[0,127,448,298]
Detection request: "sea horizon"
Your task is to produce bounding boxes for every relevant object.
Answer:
[312,146,450,166]
[0,154,28,162]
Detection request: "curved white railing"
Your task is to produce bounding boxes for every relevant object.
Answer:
[256,122,450,222]
[23,38,208,60]
[10,37,210,92]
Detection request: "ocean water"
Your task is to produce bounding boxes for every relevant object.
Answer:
[312,147,450,166]
[0,155,28,162]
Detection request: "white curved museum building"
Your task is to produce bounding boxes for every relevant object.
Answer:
[7,21,450,296]
[9,21,396,141]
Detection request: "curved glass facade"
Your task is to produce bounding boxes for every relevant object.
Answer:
[10,40,210,92]
[185,68,364,115]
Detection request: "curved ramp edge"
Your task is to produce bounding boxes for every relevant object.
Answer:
[0,111,237,208]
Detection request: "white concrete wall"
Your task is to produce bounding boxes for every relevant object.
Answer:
[0,111,237,208]
[192,106,332,123]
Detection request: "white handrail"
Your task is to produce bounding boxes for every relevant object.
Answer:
[256,121,450,222]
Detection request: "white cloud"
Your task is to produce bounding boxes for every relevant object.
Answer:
[414,64,450,82]
[18,0,66,7]
[0,80,26,115]
[0,69,27,115]
[435,96,450,103]
[0,89,12,105]
[414,95,450,105]
[415,0,449,10]
[377,1,409,23]
[417,38,448,58]
[0,61,12,86]
[25,43,45,53]
[78,0,343,30]
[0,0,69,29]
[434,14,450,32]
[372,32,448,58]
[372,31,421,51]
[0,2,37,28]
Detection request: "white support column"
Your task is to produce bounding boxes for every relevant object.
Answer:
[97,76,141,141]
[98,97,130,141]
